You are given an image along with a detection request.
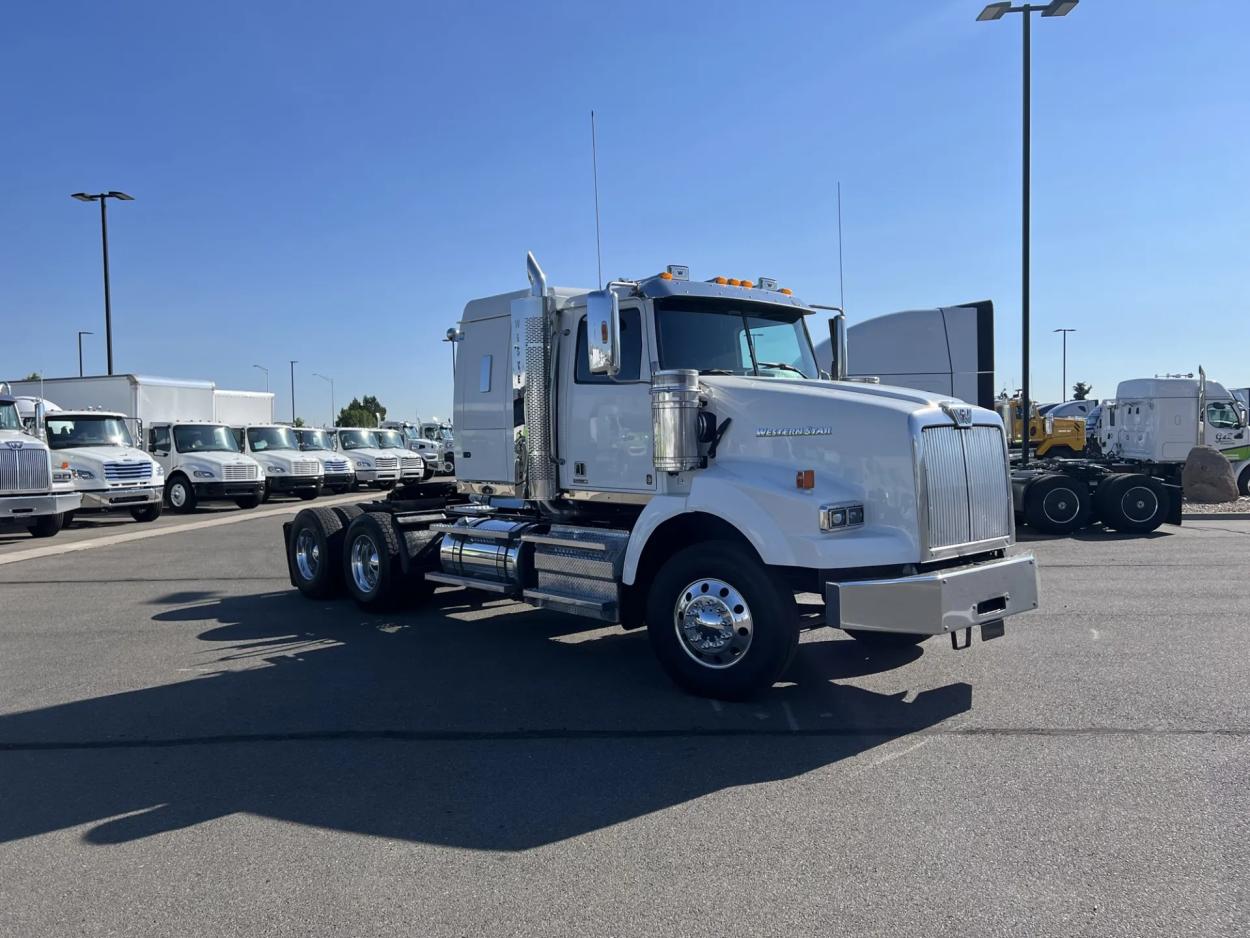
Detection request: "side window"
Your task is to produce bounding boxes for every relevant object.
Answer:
[150,426,171,452]
[1207,402,1240,430]
[575,307,643,383]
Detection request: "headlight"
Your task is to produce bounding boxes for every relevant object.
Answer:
[267,465,284,474]
[193,470,215,479]
[819,503,865,532]
[71,467,95,480]
[52,469,73,483]
[356,460,373,469]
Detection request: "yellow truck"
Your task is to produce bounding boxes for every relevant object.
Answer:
[996,398,1087,458]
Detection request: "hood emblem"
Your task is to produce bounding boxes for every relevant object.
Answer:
[940,402,974,428]
[5,441,23,450]
[755,426,833,438]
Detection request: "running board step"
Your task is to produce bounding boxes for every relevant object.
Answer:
[522,589,617,622]
[423,572,514,594]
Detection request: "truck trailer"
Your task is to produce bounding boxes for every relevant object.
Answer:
[281,255,1039,699]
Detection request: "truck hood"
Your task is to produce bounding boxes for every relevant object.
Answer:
[53,445,157,469]
[342,448,394,462]
[180,451,263,470]
[248,450,318,469]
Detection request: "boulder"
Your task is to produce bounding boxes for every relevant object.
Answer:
[1182,445,1239,503]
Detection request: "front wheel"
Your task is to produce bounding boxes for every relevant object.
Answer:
[29,513,65,538]
[297,488,318,501]
[1239,465,1250,497]
[645,543,799,700]
[166,475,198,513]
[235,492,262,510]
[130,504,162,523]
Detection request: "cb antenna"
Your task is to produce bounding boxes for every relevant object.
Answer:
[591,110,604,288]
[837,180,846,310]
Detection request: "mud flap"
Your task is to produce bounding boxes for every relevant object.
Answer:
[1164,482,1183,526]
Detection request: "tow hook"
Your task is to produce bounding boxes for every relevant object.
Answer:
[951,618,1006,650]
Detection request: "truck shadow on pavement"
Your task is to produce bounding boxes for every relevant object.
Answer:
[0,589,970,851]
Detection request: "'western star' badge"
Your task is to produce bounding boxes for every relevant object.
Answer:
[940,401,974,428]
[755,426,833,438]
[5,441,23,450]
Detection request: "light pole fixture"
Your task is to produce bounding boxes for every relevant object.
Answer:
[252,364,269,392]
[1053,328,1076,401]
[976,0,1078,464]
[289,360,298,425]
[71,191,134,376]
[313,372,335,427]
[444,328,462,379]
[77,330,94,377]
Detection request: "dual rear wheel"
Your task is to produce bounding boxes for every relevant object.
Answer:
[1022,472,1168,535]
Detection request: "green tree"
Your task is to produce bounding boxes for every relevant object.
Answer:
[23,372,41,381]
[292,417,306,428]
[336,395,387,428]
[1072,381,1093,401]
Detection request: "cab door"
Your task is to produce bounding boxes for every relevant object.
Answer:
[559,303,656,494]
[1205,400,1248,454]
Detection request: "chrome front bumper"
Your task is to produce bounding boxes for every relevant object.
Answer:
[80,486,163,509]
[826,553,1039,635]
[0,492,82,521]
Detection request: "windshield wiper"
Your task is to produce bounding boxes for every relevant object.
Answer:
[698,368,736,375]
[757,361,808,378]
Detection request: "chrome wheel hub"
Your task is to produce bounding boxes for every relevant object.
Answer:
[1121,486,1158,523]
[1042,487,1079,524]
[295,528,320,581]
[350,534,381,594]
[170,483,186,507]
[674,578,753,669]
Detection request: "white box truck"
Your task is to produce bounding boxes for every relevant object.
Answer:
[214,389,276,425]
[294,428,355,494]
[378,420,446,476]
[280,255,1038,700]
[326,428,402,489]
[0,389,80,537]
[43,408,164,523]
[231,424,324,501]
[372,428,427,483]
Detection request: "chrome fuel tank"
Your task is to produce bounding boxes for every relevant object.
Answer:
[439,517,536,586]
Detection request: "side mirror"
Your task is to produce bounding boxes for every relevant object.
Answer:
[586,290,621,377]
[827,312,848,380]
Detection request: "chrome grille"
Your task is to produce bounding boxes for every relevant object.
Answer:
[0,445,50,492]
[292,459,320,477]
[921,425,1011,553]
[401,457,422,471]
[374,457,398,470]
[104,461,153,482]
[222,463,258,482]
[324,459,350,474]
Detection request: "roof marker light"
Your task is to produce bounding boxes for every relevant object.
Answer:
[659,271,673,280]
[779,288,793,296]
[727,278,741,286]
[741,280,754,289]
[713,276,728,285]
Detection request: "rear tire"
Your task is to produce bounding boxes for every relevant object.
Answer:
[645,542,799,700]
[166,475,197,514]
[843,629,929,648]
[1024,473,1092,535]
[1096,474,1168,533]
[29,513,65,538]
[289,507,348,599]
[130,504,162,523]
[343,511,403,610]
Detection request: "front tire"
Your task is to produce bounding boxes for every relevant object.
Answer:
[1239,465,1250,497]
[297,488,318,501]
[166,475,197,513]
[645,542,799,700]
[130,504,162,523]
[29,513,65,538]
[235,492,262,510]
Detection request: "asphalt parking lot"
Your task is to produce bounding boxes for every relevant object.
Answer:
[1,504,1247,937]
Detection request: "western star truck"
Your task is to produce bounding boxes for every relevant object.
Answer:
[0,389,80,537]
[280,255,1039,699]
[232,424,324,501]
[44,409,164,523]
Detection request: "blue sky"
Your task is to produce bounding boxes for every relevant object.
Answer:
[2,0,1247,421]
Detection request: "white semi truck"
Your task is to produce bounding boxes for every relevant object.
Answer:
[44,409,164,523]
[0,389,80,537]
[294,428,355,494]
[327,428,401,489]
[379,420,450,476]
[281,255,1038,699]
[147,422,265,512]
[231,424,324,501]
[372,428,427,483]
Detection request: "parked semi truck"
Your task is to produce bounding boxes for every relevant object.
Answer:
[231,424,324,501]
[294,428,355,494]
[0,389,80,537]
[44,409,163,523]
[281,255,1038,699]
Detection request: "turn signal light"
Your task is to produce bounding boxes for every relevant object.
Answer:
[796,469,815,489]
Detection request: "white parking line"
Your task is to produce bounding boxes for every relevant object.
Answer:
[0,493,365,567]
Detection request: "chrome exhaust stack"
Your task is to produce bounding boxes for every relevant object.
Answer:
[513,252,558,502]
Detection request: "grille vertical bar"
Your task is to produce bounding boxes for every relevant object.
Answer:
[922,425,1011,551]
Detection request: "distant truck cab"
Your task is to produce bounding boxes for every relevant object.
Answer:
[0,391,79,537]
[327,428,401,489]
[997,397,1087,459]
[147,421,265,512]
[44,409,163,523]
[231,424,324,502]
[294,428,355,494]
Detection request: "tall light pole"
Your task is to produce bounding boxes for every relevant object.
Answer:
[289,360,298,425]
[977,0,1077,464]
[252,364,269,392]
[71,191,134,376]
[314,372,335,427]
[77,330,94,377]
[1054,328,1076,401]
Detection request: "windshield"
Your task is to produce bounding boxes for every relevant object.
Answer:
[654,298,818,379]
[439,426,453,441]
[338,429,375,450]
[46,416,134,449]
[375,430,404,449]
[297,429,331,450]
[247,426,297,452]
[173,424,241,453]
[0,401,21,431]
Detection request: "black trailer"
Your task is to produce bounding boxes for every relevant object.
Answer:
[1010,458,1182,535]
